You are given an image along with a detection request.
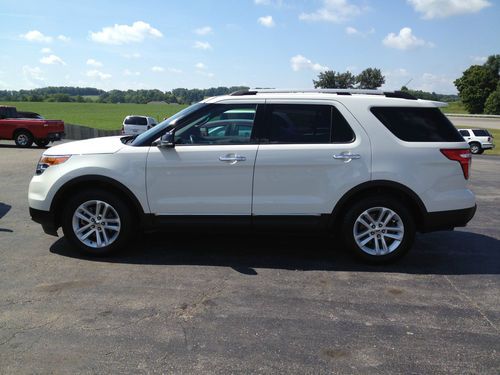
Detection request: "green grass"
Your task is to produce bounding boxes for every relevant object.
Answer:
[441,101,468,114]
[0,102,188,130]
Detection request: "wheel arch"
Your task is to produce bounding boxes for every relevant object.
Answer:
[13,128,33,138]
[330,180,428,231]
[51,175,146,227]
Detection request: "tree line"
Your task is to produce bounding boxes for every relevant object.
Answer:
[0,86,249,105]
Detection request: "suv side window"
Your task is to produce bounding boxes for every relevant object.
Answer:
[175,104,257,145]
[459,130,470,137]
[265,104,354,144]
[472,129,490,137]
[371,107,464,142]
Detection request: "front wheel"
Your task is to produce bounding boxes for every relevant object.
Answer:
[62,190,135,256]
[341,196,416,263]
[14,131,34,148]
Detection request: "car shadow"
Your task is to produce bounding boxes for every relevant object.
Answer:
[49,230,500,276]
[0,202,13,233]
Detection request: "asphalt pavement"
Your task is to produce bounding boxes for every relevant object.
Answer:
[447,115,500,130]
[0,140,499,374]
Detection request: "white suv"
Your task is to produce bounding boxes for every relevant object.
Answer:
[29,89,476,263]
[122,115,157,135]
[458,128,495,154]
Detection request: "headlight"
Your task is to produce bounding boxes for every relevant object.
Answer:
[35,155,71,175]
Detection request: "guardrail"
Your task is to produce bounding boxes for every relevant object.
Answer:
[64,123,121,140]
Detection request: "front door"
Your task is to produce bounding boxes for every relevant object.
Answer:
[146,103,261,215]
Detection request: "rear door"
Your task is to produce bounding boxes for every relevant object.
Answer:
[124,116,148,135]
[252,100,371,216]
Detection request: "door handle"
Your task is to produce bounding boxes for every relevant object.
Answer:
[219,154,247,162]
[333,152,361,160]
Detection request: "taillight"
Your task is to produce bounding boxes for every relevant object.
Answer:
[440,148,471,179]
[488,137,491,142]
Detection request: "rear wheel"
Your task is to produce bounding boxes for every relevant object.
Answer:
[62,189,135,256]
[14,131,34,148]
[341,196,415,263]
[469,142,482,154]
[35,139,50,148]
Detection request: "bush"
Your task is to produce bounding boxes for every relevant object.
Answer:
[484,89,500,115]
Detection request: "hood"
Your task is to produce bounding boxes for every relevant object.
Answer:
[44,136,126,156]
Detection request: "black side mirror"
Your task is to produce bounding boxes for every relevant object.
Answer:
[158,131,175,148]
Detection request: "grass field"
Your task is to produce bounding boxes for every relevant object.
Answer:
[0,102,187,130]
[441,101,468,114]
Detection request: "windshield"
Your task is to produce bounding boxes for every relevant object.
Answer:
[130,103,206,146]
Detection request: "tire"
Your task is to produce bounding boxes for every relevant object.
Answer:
[469,142,482,155]
[341,196,416,264]
[35,139,50,148]
[14,130,34,148]
[477,149,485,155]
[61,189,135,256]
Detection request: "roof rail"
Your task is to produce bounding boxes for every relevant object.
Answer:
[230,88,417,100]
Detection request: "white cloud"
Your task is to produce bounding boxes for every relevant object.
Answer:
[123,69,141,76]
[196,70,215,78]
[408,0,491,19]
[23,65,45,83]
[417,72,455,93]
[471,56,487,64]
[86,58,102,67]
[40,54,66,65]
[41,47,52,54]
[193,41,212,50]
[20,30,52,43]
[167,67,182,74]
[195,62,207,69]
[194,26,212,35]
[258,15,275,27]
[86,70,111,80]
[383,27,433,50]
[90,21,163,45]
[345,26,358,35]
[254,0,283,6]
[345,26,375,36]
[57,34,71,42]
[299,0,363,23]
[290,54,329,72]
[151,66,164,72]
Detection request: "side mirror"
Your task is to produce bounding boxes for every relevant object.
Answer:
[158,131,175,148]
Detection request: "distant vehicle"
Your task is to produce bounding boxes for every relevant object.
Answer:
[121,115,157,135]
[0,106,64,147]
[458,128,495,154]
[17,111,44,119]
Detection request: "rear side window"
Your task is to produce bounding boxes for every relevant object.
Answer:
[125,116,148,126]
[266,104,354,144]
[472,129,490,137]
[371,107,464,142]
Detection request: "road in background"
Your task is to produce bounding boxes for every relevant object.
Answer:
[0,142,499,374]
[447,115,500,130]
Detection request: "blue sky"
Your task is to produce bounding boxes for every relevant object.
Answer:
[0,0,498,93]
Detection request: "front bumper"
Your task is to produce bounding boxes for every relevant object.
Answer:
[29,207,59,236]
[420,205,477,232]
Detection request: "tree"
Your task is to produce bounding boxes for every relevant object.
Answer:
[484,55,500,76]
[484,84,500,115]
[313,70,356,89]
[356,68,385,89]
[454,65,497,113]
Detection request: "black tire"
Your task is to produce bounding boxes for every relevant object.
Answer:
[14,130,34,148]
[477,149,485,155]
[61,189,135,256]
[35,139,50,148]
[341,195,416,264]
[469,142,482,155]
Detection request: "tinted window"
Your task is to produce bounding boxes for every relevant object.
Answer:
[370,107,464,142]
[175,104,257,145]
[472,129,490,137]
[266,104,354,144]
[125,116,148,125]
[459,130,470,136]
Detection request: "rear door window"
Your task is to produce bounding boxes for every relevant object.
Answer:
[370,107,464,142]
[265,104,354,144]
[472,129,490,137]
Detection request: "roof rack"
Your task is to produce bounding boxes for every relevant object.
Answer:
[229,88,417,100]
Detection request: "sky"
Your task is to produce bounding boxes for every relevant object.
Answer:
[0,0,499,94]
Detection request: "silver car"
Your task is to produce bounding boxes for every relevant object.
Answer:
[122,115,157,135]
[458,128,495,154]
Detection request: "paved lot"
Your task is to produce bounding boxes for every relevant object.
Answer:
[0,140,499,374]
